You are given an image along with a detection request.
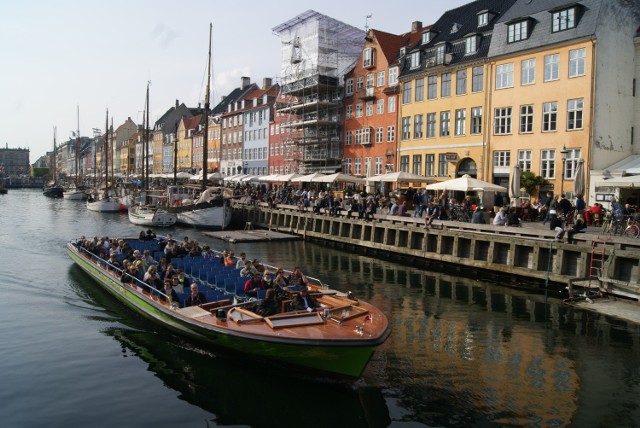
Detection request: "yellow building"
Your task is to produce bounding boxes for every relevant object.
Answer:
[397,2,516,184]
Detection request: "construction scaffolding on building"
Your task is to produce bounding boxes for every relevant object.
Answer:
[273,10,364,174]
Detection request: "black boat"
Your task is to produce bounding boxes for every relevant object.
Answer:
[43,184,64,198]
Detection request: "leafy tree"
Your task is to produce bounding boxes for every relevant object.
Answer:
[520,171,547,198]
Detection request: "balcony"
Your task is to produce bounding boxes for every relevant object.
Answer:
[359,86,375,101]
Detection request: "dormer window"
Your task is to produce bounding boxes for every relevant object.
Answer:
[421,31,432,45]
[399,47,407,56]
[451,23,462,34]
[435,44,446,65]
[465,35,479,55]
[551,7,576,32]
[507,18,530,43]
[363,47,375,68]
[477,11,489,27]
[409,51,421,69]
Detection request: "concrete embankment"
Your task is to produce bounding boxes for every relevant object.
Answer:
[234,204,640,295]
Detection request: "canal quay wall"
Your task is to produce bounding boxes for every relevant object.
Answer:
[234,204,640,291]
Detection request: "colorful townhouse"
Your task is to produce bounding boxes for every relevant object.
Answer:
[397,0,517,186]
[343,24,422,180]
[242,79,279,176]
[487,0,640,204]
[176,114,203,173]
[151,101,200,174]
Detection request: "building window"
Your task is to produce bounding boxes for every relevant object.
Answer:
[422,31,432,44]
[465,36,477,54]
[343,158,352,174]
[409,51,420,69]
[363,47,374,67]
[508,20,528,43]
[471,107,482,135]
[567,98,584,130]
[541,149,556,179]
[345,78,353,95]
[426,113,436,138]
[520,104,534,133]
[542,102,558,132]
[441,73,451,97]
[425,154,435,176]
[376,127,383,143]
[376,99,384,114]
[518,150,532,171]
[354,157,362,175]
[388,96,396,113]
[366,74,374,89]
[415,78,424,102]
[366,101,373,116]
[345,131,352,145]
[478,12,488,27]
[388,67,398,86]
[375,157,383,175]
[564,148,581,179]
[401,117,411,140]
[493,151,511,167]
[521,58,535,85]
[412,155,423,175]
[346,105,353,119]
[552,8,576,33]
[544,54,559,82]
[428,75,437,99]
[414,114,424,139]
[569,48,585,78]
[440,111,450,137]
[436,45,446,64]
[387,126,395,142]
[438,153,448,177]
[456,69,467,95]
[400,155,410,172]
[496,63,514,89]
[494,107,512,135]
[455,109,466,135]
[472,66,483,92]
[402,81,412,104]
[356,76,364,91]
[356,103,363,118]
[377,71,385,87]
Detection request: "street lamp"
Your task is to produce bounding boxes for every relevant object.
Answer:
[559,145,569,195]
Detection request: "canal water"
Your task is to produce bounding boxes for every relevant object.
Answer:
[1,189,639,427]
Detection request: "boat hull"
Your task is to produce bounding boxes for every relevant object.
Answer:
[66,242,387,377]
[63,190,87,200]
[171,203,233,229]
[87,198,126,212]
[128,206,177,227]
[43,186,64,198]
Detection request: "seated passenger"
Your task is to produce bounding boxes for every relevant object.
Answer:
[185,284,206,307]
[286,266,307,290]
[290,286,319,312]
[143,265,162,291]
[240,261,258,278]
[161,279,179,305]
[244,272,267,298]
[255,288,278,316]
[174,269,190,290]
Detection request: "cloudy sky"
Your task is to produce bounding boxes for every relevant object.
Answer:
[1,0,467,160]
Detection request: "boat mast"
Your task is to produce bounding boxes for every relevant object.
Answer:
[202,22,212,193]
[144,81,150,204]
[76,104,80,187]
[104,109,109,195]
[52,126,57,184]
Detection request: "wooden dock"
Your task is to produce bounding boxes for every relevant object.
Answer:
[203,229,300,243]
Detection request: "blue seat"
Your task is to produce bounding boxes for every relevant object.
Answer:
[256,289,267,300]
[224,278,237,295]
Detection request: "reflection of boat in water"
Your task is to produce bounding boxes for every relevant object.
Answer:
[67,237,390,378]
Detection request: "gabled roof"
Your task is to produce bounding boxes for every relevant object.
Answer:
[154,103,201,135]
[212,83,259,117]
[182,114,203,131]
[372,28,426,66]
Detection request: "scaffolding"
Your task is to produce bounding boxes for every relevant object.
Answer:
[273,10,364,174]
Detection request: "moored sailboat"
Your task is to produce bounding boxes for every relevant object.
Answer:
[64,106,89,200]
[43,127,64,198]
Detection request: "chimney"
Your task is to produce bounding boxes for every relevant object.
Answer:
[411,21,422,32]
[263,77,272,89]
[175,99,179,108]
[241,76,250,88]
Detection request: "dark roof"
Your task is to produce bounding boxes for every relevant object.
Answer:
[399,0,518,77]
[154,103,202,136]
[211,83,259,116]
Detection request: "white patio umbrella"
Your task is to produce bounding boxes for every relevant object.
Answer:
[602,175,640,188]
[175,171,193,179]
[508,163,521,206]
[573,159,586,197]
[225,173,246,181]
[275,173,304,182]
[297,172,327,182]
[257,174,281,182]
[313,172,365,184]
[367,171,434,183]
[241,174,260,182]
[425,174,507,192]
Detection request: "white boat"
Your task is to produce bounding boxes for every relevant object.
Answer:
[63,187,88,200]
[166,185,233,229]
[128,205,177,227]
[87,194,126,212]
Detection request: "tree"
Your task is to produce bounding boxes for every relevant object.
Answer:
[520,171,547,198]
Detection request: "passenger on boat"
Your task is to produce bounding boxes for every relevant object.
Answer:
[235,252,247,269]
[224,251,235,267]
[162,264,176,281]
[132,260,145,281]
[107,253,121,270]
[143,250,156,267]
[252,259,265,273]
[143,265,163,291]
[138,230,146,241]
[145,229,156,240]
[290,287,319,312]
[240,261,258,278]
[202,245,216,261]
[120,262,137,285]
[244,272,267,298]
[185,284,207,307]
[255,288,278,316]
[157,256,169,277]
[161,280,179,305]
[163,240,178,262]
[174,269,190,289]
[286,267,308,290]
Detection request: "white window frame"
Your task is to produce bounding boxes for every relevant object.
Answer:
[496,63,514,89]
[518,150,532,171]
[376,71,385,87]
[409,51,420,69]
[520,104,534,134]
[388,67,398,86]
[552,8,576,33]
[376,127,383,143]
[355,103,363,118]
[569,48,585,78]
[363,47,374,68]
[414,114,423,139]
[471,107,482,135]
[346,105,353,119]
[440,111,450,137]
[345,78,354,95]
[542,102,558,132]
[494,107,512,135]
[455,109,466,136]
[507,20,528,43]
[567,98,584,130]
[564,148,581,179]
[365,101,373,117]
[465,36,477,55]
[387,96,396,113]
[541,149,556,179]
[387,125,395,142]
[544,54,559,82]
[521,58,535,85]
[376,99,384,115]
[493,150,511,167]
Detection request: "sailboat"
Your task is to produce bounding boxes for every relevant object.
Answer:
[128,82,177,227]
[64,106,88,200]
[43,127,64,198]
[87,110,126,212]
[166,23,232,229]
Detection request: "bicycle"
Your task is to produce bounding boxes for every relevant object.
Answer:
[449,205,471,222]
[622,216,640,238]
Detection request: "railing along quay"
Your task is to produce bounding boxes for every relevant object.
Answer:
[234,204,640,291]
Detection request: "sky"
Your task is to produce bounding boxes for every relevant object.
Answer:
[1,0,468,161]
